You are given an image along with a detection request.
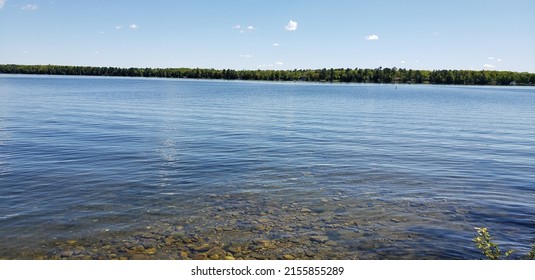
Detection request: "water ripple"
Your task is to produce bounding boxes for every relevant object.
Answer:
[0,75,534,259]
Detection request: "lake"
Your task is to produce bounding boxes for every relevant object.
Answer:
[0,74,534,259]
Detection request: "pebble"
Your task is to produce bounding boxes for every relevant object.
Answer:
[288,237,301,244]
[131,254,151,260]
[325,240,338,246]
[206,247,226,260]
[193,253,208,260]
[227,245,241,254]
[141,233,155,239]
[134,245,145,252]
[60,251,74,258]
[249,252,266,260]
[253,239,272,248]
[283,254,295,260]
[305,250,316,257]
[252,224,267,231]
[73,246,85,255]
[310,236,329,243]
[164,237,174,245]
[189,243,211,252]
[144,248,157,255]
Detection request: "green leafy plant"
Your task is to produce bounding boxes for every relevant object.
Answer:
[473,227,535,260]
[527,245,535,260]
[473,227,513,259]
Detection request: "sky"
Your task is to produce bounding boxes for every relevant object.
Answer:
[0,0,534,72]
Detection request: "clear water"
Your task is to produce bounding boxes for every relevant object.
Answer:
[0,75,534,259]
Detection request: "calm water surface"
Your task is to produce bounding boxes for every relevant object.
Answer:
[0,75,534,259]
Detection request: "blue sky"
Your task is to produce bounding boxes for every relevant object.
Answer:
[1,0,534,72]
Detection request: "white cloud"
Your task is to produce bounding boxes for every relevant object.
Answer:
[483,64,496,69]
[497,58,502,62]
[94,51,100,55]
[0,0,6,9]
[129,24,139,30]
[22,4,38,10]
[240,54,252,58]
[431,32,440,36]
[400,61,406,64]
[487,57,495,60]
[234,24,254,33]
[365,34,379,40]
[285,20,298,31]
[115,25,123,30]
[272,43,280,47]
[258,61,284,68]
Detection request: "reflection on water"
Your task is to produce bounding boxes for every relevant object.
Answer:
[0,75,534,259]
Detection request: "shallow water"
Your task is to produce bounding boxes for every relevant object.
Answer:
[0,75,534,259]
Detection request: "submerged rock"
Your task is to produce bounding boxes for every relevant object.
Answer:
[144,248,156,255]
[249,252,266,260]
[283,254,295,260]
[130,254,151,260]
[193,253,208,260]
[206,247,226,260]
[60,251,74,258]
[325,240,338,247]
[164,237,174,245]
[310,236,329,243]
[253,239,272,248]
[189,243,211,252]
[227,245,241,254]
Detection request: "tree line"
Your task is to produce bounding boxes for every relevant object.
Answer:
[1,64,534,86]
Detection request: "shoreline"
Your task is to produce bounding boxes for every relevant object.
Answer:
[1,64,534,86]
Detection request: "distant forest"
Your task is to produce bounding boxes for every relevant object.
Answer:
[1,64,534,86]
